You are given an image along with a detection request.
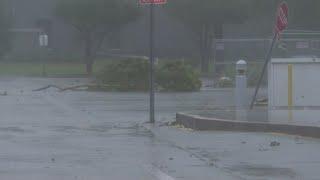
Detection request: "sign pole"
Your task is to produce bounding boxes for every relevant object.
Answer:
[140,0,166,123]
[250,33,277,109]
[149,2,155,123]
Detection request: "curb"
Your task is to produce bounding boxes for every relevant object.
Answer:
[176,113,320,138]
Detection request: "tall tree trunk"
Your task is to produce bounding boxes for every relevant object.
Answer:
[205,26,214,74]
[201,25,210,73]
[214,23,224,76]
[199,24,216,74]
[84,32,93,75]
[200,25,205,73]
[207,32,213,66]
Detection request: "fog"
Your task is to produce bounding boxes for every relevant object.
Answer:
[0,0,319,179]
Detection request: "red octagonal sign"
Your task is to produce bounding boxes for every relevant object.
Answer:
[275,2,289,35]
[139,0,167,5]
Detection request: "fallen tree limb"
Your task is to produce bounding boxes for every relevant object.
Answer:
[59,85,91,92]
[32,84,119,92]
[32,85,63,92]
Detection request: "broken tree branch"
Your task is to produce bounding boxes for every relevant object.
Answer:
[32,84,119,92]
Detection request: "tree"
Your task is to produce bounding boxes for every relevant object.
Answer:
[167,0,250,73]
[0,0,11,58]
[55,0,140,75]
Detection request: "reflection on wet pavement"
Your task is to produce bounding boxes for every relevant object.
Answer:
[0,77,318,180]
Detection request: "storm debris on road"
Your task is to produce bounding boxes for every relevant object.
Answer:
[32,84,117,92]
[32,85,63,91]
[270,141,281,147]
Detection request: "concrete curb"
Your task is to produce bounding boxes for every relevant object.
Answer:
[176,113,320,138]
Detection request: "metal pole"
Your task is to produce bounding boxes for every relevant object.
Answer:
[250,34,277,109]
[42,47,47,77]
[149,3,155,123]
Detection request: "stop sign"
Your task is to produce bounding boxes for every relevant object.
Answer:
[275,2,289,35]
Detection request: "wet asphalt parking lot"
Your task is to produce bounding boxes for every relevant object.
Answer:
[0,77,319,180]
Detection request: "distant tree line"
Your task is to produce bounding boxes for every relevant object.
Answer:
[1,0,320,74]
[167,0,320,73]
[55,0,141,74]
[0,0,11,58]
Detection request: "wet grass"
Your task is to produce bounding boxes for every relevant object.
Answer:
[0,61,109,76]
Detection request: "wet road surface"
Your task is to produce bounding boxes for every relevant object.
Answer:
[0,77,319,179]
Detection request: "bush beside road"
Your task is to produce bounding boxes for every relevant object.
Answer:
[97,59,202,92]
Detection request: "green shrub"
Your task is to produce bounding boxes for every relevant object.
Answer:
[97,59,149,91]
[157,61,201,91]
[97,59,202,92]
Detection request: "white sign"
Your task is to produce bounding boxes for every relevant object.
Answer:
[39,34,49,47]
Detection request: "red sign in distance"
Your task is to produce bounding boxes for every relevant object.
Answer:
[139,0,167,5]
[275,2,289,35]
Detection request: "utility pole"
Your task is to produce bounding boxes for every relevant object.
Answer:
[149,2,155,123]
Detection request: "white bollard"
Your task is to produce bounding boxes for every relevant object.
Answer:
[235,60,248,120]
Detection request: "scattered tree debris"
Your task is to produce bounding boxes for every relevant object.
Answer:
[270,141,280,147]
[257,98,268,103]
[258,144,269,151]
[59,85,90,91]
[32,85,63,92]
[255,98,268,106]
[158,121,180,127]
[32,84,118,92]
